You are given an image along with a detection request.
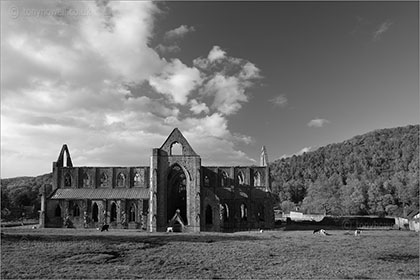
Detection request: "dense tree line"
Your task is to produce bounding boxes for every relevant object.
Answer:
[1,173,51,220]
[270,125,419,217]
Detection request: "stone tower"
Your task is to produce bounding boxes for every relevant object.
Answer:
[260,145,269,167]
[149,128,201,232]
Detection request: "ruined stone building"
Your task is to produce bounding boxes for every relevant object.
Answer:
[40,129,275,232]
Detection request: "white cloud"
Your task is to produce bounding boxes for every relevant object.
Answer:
[207,45,226,62]
[196,47,261,115]
[307,118,331,128]
[164,25,195,41]
[203,74,247,115]
[280,146,312,159]
[155,43,181,54]
[1,2,261,177]
[149,59,202,105]
[269,94,288,107]
[373,20,393,41]
[190,99,210,115]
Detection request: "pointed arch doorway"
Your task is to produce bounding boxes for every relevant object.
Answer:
[167,164,188,225]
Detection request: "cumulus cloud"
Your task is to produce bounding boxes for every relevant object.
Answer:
[149,58,202,105]
[373,20,393,41]
[269,94,288,107]
[195,47,261,115]
[207,45,226,62]
[164,25,195,41]
[189,99,210,115]
[1,1,261,177]
[307,118,331,128]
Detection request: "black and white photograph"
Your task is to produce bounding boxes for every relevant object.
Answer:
[1,1,419,279]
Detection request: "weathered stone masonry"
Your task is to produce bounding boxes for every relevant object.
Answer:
[40,128,275,232]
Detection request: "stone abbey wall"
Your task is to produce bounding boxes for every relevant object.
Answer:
[42,129,275,232]
[55,166,150,190]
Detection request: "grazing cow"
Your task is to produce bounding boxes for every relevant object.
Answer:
[313,229,328,235]
[166,227,173,232]
[101,224,109,232]
[259,229,264,233]
[354,229,361,236]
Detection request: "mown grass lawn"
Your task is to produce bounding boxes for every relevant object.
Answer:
[1,228,418,279]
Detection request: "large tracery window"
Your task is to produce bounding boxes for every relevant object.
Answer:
[171,142,183,155]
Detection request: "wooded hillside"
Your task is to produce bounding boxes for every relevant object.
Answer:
[270,124,419,217]
[1,173,52,219]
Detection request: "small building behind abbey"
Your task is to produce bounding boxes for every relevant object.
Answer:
[40,128,275,232]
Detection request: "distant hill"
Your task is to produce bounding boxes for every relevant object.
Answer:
[270,124,419,217]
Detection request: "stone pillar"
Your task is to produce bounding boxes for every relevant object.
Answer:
[38,185,47,228]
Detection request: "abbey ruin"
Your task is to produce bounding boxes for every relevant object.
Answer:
[39,128,275,232]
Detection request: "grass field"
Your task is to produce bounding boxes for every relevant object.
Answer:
[1,227,419,279]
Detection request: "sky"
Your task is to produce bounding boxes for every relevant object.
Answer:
[1,1,419,178]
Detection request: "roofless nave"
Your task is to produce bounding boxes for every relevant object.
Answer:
[39,128,275,232]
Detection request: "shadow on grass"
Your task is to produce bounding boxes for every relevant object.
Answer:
[1,232,260,246]
[377,253,419,262]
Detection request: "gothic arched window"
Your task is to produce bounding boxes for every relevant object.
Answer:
[171,142,183,155]
[221,171,228,187]
[64,173,72,187]
[92,203,99,222]
[73,203,80,217]
[257,204,265,221]
[254,172,262,187]
[240,203,248,221]
[100,172,108,187]
[55,205,61,217]
[83,173,90,187]
[204,176,210,187]
[237,171,245,185]
[117,173,125,187]
[134,173,141,186]
[129,204,136,222]
[110,202,117,222]
[205,205,213,225]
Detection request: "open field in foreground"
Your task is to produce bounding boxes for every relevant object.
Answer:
[1,228,419,279]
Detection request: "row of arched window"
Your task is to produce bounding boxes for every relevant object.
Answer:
[54,202,138,223]
[203,171,263,188]
[63,171,143,188]
[204,203,265,225]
